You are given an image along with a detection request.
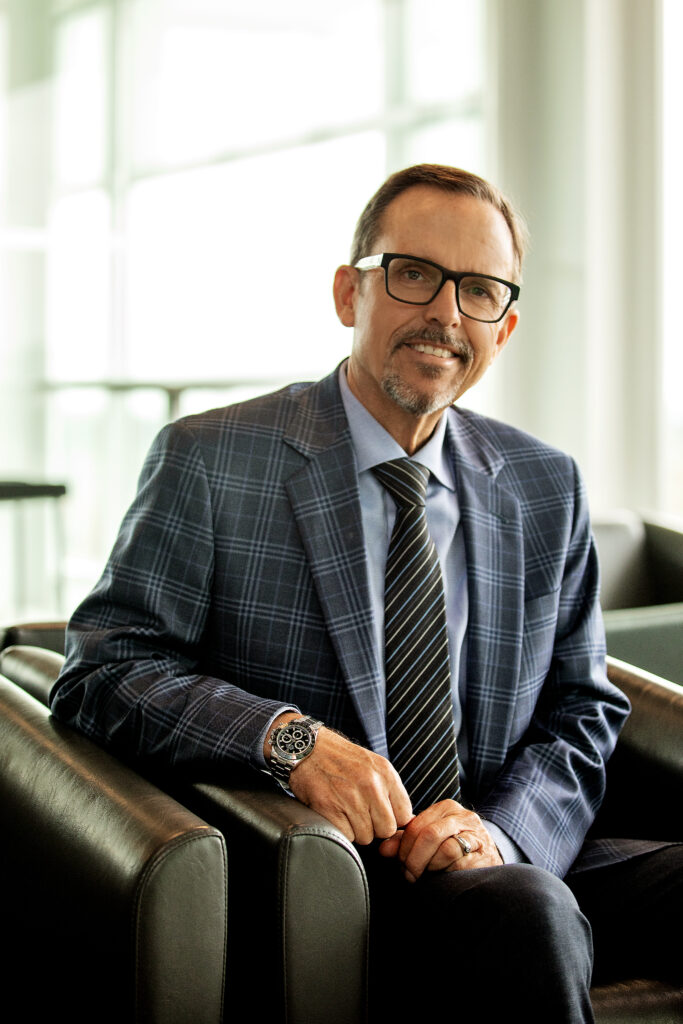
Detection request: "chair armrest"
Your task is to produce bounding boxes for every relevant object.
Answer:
[2,640,369,1021]
[608,656,683,776]
[0,619,66,654]
[594,658,683,839]
[0,676,228,1024]
[0,643,63,704]
[178,772,370,1024]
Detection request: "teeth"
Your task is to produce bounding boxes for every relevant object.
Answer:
[412,343,453,359]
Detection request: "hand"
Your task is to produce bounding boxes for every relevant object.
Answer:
[267,715,413,845]
[377,799,503,881]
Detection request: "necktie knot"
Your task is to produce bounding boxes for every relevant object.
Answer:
[372,458,429,509]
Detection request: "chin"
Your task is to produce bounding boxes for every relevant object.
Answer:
[382,372,461,416]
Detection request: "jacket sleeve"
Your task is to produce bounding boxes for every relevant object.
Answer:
[474,461,631,877]
[49,420,297,773]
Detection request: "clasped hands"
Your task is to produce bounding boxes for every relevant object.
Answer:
[272,718,502,881]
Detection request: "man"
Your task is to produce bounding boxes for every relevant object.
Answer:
[51,164,680,1021]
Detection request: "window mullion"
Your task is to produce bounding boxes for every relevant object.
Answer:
[382,0,409,173]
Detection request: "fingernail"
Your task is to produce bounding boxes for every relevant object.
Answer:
[404,870,416,884]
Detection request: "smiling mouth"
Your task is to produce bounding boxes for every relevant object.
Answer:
[393,327,474,368]
[409,341,457,360]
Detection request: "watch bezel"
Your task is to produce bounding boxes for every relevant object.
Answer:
[269,716,323,785]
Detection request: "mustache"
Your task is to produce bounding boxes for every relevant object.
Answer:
[394,326,474,364]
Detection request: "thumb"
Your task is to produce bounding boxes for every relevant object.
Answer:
[378,830,404,858]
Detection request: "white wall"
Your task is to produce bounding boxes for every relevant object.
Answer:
[489,0,663,515]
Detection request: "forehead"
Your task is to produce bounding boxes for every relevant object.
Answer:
[375,185,516,280]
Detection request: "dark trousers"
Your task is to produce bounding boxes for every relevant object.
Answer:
[361,844,682,1023]
[566,845,683,986]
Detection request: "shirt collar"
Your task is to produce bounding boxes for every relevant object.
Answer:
[338,362,455,492]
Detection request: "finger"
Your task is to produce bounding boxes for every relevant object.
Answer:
[388,777,414,833]
[362,769,412,841]
[428,826,505,872]
[335,779,402,845]
[401,802,481,876]
[351,765,410,841]
[367,787,404,840]
[378,830,404,858]
[400,811,471,878]
[397,803,462,857]
[426,833,478,872]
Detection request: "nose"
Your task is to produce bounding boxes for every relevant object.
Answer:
[426,279,462,327]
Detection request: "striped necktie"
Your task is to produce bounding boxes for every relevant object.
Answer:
[373,458,461,812]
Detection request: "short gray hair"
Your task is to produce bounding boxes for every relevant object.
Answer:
[350,163,529,282]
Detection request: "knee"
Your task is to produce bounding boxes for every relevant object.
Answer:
[502,862,576,907]
[486,864,591,951]
[472,866,594,1018]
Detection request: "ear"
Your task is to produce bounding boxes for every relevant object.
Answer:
[333,265,359,327]
[491,308,519,362]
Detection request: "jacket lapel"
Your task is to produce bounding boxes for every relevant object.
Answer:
[277,373,527,768]
[446,412,525,795]
[282,371,387,755]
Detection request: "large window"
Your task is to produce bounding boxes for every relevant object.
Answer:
[3,0,680,627]
[1,0,488,619]
[661,0,683,518]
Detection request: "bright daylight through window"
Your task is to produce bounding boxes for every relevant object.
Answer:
[661,0,683,517]
[0,0,487,618]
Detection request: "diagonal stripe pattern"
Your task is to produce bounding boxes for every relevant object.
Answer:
[373,458,461,812]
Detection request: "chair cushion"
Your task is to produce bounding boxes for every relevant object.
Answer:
[593,514,653,610]
[604,604,683,685]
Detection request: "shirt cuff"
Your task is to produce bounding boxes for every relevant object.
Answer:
[254,706,301,768]
[482,820,528,864]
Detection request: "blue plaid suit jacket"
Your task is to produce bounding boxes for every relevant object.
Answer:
[52,367,637,877]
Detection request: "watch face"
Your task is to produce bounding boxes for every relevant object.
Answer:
[275,723,315,763]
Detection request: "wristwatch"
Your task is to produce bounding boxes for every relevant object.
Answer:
[269,715,323,793]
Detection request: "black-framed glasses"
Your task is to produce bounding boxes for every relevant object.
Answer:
[354,252,520,323]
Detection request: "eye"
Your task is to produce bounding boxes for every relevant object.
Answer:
[401,265,426,282]
[463,280,494,299]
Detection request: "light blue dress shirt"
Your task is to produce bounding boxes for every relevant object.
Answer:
[337,365,470,763]
[259,364,523,864]
[338,366,524,865]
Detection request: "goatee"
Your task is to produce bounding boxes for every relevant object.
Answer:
[382,327,474,415]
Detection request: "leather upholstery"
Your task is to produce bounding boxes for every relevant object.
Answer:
[182,776,369,1023]
[590,980,683,1024]
[0,673,227,1024]
[1,640,681,1023]
[600,603,683,686]
[0,619,66,654]
[593,514,683,611]
[0,642,62,703]
[592,514,683,684]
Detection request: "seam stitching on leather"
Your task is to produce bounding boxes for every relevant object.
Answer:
[132,828,227,1019]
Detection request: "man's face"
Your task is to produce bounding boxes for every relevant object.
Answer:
[334,185,519,450]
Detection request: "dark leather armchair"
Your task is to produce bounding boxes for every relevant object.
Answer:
[0,618,66,654]
[0,636,368,1024]
[1,633,681,1023]
[593,513,683,684]
[0,672,228,1024]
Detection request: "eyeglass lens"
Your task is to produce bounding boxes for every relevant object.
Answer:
[386,256,512,322]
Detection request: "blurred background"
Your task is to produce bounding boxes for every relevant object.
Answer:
[0,0,681,624]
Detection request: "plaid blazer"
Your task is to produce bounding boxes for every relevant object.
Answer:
[52,367,641,877]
